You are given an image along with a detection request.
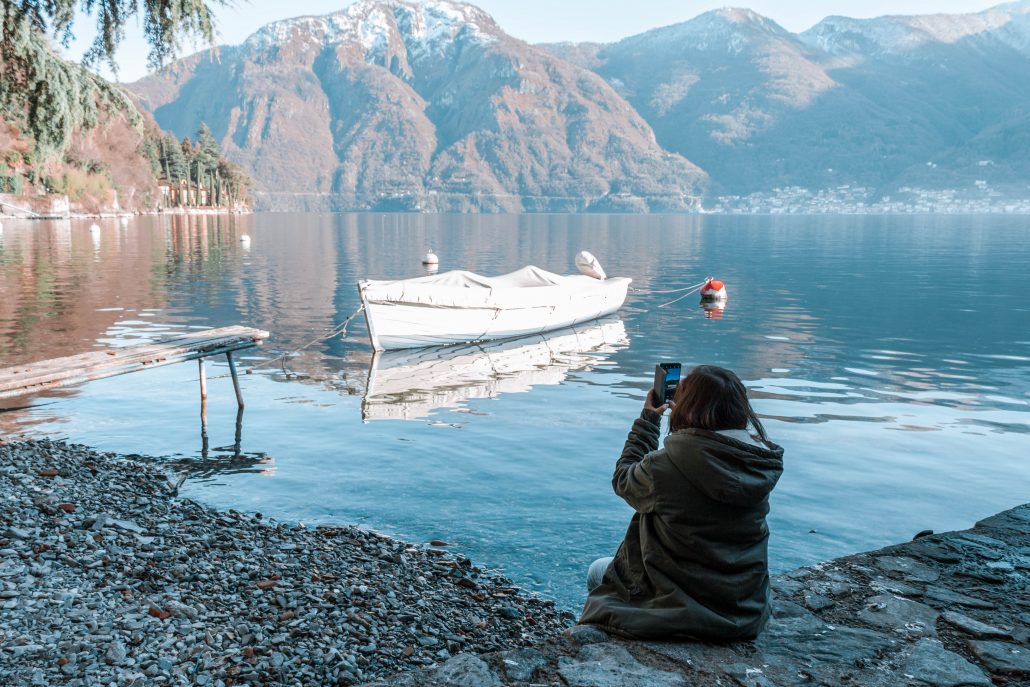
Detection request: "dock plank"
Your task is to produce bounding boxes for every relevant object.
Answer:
[0,326,269,398]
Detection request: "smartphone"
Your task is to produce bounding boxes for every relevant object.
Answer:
[653,363,682,405]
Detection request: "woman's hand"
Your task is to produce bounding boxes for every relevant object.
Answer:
[644,389,672,415]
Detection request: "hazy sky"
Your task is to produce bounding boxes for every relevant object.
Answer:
[64,0,1005,82]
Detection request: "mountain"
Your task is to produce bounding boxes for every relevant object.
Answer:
[562,8,852,194]
[799,2,1030,191]
[130,0,705,212]
[545,2,1030,196]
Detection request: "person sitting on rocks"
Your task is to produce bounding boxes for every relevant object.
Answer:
[579,365,784,641]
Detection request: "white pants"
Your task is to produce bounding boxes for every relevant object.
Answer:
[587,556,614,592]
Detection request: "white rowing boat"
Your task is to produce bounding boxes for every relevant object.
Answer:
[357,254,630,351]
[362,318,628,420]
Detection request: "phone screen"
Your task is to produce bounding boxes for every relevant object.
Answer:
[654,363,682,404]
[664,366,680,400]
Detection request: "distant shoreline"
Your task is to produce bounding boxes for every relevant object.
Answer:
[0,207,251,220]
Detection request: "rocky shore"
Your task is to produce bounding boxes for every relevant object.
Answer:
[364,507,1030,687]
[2,439,1027,687]
[0,440,570,686]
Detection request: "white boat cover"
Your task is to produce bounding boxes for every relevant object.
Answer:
[360,266,607,310]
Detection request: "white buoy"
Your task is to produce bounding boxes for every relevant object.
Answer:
[89,223,100,233]
[575,250,607,280]
[240,234,251,244]
[422,249,439,266]
[120,216,129,227]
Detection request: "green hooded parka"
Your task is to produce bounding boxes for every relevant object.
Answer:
[579,409,784,640]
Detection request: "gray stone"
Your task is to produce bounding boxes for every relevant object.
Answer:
[901,639,992,687]
[870,576,924,597]
[923,586,996,610]
[723,662,778,687]
[563,624,611,644]
[809,578,855,597]
[433,654,502,687]
[642,639,741,671]
[876,555,940,582]
[801,590,834,611]
[985,560,1013,571]
[496,605,519,620]
[3,527,31,540]
[941,611,1012,639]
[769,578,804,596]
[905,540,961,564]
[108,518,145,534]
[967,640,1030,675]
[857,594,939,636]
[499,647,547,682]
[756,611,894,668]
[558,643,686,687]
[104,641,127,666]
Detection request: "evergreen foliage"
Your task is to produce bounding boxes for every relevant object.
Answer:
[0,6,248,208]
[152,123,248,207]
[0,9,139,160]
[3,0,232,72]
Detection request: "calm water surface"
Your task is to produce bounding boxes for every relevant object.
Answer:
[1,213,1027,610]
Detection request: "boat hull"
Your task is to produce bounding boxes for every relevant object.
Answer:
[359,277,631,351]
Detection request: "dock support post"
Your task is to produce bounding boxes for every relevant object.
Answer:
[226,351,244,409]
[198,357,208,428]
[198,358,208,403]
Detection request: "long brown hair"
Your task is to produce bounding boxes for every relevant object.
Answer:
[668,365,767,441]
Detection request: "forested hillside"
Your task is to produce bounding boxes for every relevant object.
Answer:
[0,8,248,214]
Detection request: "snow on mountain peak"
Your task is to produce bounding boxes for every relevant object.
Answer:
[246,0,499,60]
[616,6,790,56]
[802,2,1030,56]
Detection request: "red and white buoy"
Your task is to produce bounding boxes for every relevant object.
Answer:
[700,277,728,301]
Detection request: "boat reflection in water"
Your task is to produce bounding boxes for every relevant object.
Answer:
[362,318,628,421]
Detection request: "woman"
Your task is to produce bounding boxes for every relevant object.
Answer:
[578,365,784,641]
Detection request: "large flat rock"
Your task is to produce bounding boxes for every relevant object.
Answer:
[900,639,992,687]
[557,644,686,687]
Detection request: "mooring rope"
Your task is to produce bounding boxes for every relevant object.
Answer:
[264,304,366,378]
[630,278,713,308]
[633,279,709,295]
[203,304,365,382]
[656,283,708,309]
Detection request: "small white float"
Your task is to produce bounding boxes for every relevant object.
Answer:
[89,223,100,233]
[421,249,439,266]
[358,252,630,351]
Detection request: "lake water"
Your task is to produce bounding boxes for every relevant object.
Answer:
[1,213,1027,610]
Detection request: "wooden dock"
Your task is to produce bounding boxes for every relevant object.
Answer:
[0,326,269,407]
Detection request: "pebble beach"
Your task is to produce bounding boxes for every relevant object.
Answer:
[0,439,571,686]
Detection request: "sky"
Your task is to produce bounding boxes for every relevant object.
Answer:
[63,0,1006,82]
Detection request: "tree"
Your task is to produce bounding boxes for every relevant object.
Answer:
[2,0,233,73]
[195,122,220,169]
[161,133,188,181]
